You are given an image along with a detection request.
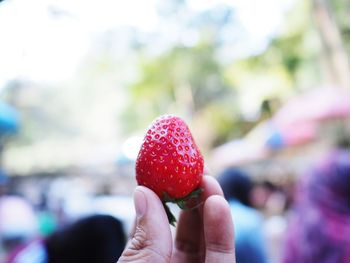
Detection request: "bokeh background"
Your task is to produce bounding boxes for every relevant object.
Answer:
[1,0,350,262]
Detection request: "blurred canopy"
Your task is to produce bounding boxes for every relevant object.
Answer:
[1,0,350,175]
[121,0,324,147]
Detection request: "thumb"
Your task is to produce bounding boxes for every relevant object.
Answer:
[118,186,172,263]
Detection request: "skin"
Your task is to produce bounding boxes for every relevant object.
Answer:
[118,175,236,263]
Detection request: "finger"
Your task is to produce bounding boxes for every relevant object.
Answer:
[204,195,235,263]
[118,186,172,263]
[172,175,224,263]
[200,175,224,201]
[172,208,203,263]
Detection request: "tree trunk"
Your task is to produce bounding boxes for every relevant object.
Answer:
[312,0,350,88]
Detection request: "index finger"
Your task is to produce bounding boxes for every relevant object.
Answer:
[204,195,235,263]
[200,175,224,201]
[172,175,224,263]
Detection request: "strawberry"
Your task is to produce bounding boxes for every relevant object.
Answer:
[136,114,204,225]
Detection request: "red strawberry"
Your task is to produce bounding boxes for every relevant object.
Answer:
[136,115,204,224]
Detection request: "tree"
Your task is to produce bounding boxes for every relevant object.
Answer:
[312,0,350,88]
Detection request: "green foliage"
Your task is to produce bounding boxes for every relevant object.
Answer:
[121,42,232,138]
[121,0,326,148]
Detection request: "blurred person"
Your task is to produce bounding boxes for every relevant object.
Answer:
[45,214,126,263]
[8,176,236,263]
[244,177,290,263]
[0,170,8,196]
[258,181,289,263]
[118,175,235,263]
[7,214,127,263]
[0,195,39,254]
[218,168,268,263]
[36,192,57,237]
[0,173,39,257]
[283,149,350,263]
[0,170,8,261]
[250,181,277,211]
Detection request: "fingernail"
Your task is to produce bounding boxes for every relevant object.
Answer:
[134,187,147,218]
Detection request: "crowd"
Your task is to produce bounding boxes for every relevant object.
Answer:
[0,147,349,263]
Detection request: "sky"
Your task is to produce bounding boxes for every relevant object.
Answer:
[0,0,294,87]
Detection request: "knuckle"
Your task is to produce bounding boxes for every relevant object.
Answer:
[206,242,235,255]
[118,224,171,262]
[131,225,152,250]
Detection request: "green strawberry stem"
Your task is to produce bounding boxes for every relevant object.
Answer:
[163,202,177,226]
[162,188,204,226]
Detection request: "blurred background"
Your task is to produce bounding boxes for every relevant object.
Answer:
[1,0,350,262]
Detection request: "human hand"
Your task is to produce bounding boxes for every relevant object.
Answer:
[118,175,235,263]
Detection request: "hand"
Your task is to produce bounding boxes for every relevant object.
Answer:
[118,175,235,263]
